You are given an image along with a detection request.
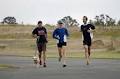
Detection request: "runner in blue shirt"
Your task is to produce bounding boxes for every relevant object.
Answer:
[53,21,69,67]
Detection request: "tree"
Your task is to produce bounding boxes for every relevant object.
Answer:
[88,19,94,24]
[2,16,17,24]
[94,14,116,26]
[94,15,101,26]
[117,20,120,26]
[99,14,105,26]
[59,16,79,27]
[94,14,105,26]
[44,24,55,27]
[105,15,116,26]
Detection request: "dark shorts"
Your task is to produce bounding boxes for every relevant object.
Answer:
[37,43,46,53]
[57,42,67,48]
[83,40,91,46]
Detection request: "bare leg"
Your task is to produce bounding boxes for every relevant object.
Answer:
[58,47,62,62]
[88,46,91,57]
[84,45,90,65]
[39,52,42,65]
[43,51,46,67]
[62,46,67,67]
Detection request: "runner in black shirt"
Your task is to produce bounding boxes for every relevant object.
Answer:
[32,21,47,67]
[80,16,95,65]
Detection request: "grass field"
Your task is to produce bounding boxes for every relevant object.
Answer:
[0,25,120,58]
[0,64,19,69]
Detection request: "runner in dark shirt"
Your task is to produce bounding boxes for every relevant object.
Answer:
[80,16,95,65]
[32,21,47,67]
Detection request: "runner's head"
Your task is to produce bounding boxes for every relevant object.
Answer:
[83,16,88,24]
[38,21,42,27]
[57,21,64,28]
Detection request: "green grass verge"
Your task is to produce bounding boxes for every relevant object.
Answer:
[91,51,120,59]
[0,51,120,59]
[0,64,19,69]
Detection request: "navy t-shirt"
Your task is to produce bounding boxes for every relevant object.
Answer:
[81,24,95,40]
[32,27,47,43]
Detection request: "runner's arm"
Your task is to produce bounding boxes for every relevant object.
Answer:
[44,28,48,42]
[53,29,59,40]
[32,28,37,38]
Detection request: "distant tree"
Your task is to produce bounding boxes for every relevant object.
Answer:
[94,14,116,26]
[59,16,79,27]
[105,15,116,26]
[94,15,101,26]
[45,24,55,27]
[117,20,120,26]
[99,14,105,26]
[88,19,94,24]
[2,16,17,24]
[94,14,105,26]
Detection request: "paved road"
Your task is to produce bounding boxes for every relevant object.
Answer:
[0,56,120,79]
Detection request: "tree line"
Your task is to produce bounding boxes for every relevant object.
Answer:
[1,14,120,26]
[90,14,120,26]
[59,14,120,27]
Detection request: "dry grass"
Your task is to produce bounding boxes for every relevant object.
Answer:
[0,25,120,58]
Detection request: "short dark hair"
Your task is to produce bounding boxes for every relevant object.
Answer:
[38,21,42,24]
[83,16,88,20]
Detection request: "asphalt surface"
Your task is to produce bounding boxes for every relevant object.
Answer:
[0,56,120,79]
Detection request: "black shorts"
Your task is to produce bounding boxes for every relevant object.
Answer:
[57,42,67,48]
[37,43,46,53]
[83,40,91,46]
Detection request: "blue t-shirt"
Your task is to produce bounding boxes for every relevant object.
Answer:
[53,27,69,43]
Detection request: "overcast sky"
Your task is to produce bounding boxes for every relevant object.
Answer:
[0,0,120,24]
